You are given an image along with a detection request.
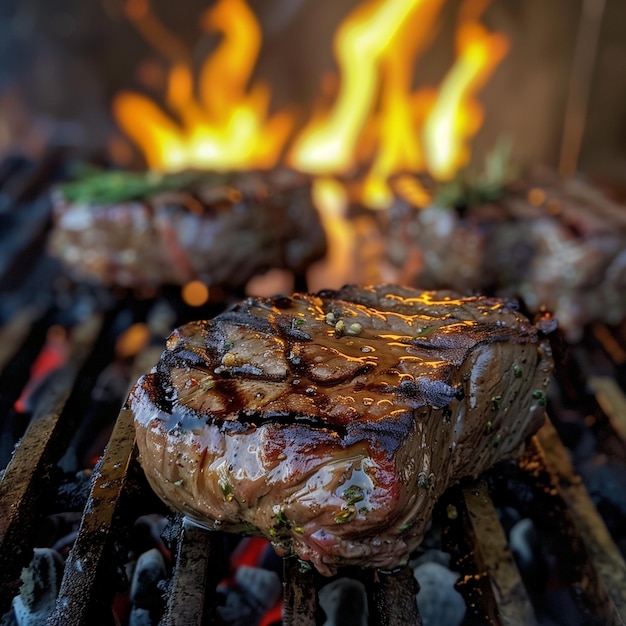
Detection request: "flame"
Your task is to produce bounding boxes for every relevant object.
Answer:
[289,0,431,175]
[114,0,509,204]
[289,0,444,208]
[423,18,510,180]
[114,0,293,171]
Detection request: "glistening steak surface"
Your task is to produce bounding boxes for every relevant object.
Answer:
[130,285,554,575]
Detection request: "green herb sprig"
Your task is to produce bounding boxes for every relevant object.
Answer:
[58,168,227,205]
[433,136,517,209]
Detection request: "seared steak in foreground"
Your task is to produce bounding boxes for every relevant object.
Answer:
[130,285,554,576]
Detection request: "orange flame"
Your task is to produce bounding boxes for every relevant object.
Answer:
[114,0,509,203]
[423,16,510,180]
[114,0,293,171]
[289,0,445,209]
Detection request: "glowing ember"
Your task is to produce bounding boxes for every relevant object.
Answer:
[113,0,509,207]
[181,280,210,307]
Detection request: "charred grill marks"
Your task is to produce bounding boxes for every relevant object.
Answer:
[130,284,554,576]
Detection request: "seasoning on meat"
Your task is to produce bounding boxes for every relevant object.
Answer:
[129,284,554,576]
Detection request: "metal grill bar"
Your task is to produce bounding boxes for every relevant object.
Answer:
[282,557,319,625]
[161,518,219,625]
[46,340,168,624]
[588,376,626,444]
[48,407,137,625]
[0,313,103,607]
[535,418,626,624]
[462,480,538,626]
[366,567,422,626]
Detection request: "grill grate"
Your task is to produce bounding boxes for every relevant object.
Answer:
[2,154,626,625]
[1,304,626,625]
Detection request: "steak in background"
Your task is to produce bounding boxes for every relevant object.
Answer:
[386,173,626,342]
[129,284,554,576]
[47,169,326,291]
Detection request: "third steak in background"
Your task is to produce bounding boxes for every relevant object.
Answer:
[386,172,626,342]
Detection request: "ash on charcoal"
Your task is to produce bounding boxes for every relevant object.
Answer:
[54,469,92,511]
[318,577,368,626]
[131,514,170,560]
[509,518,551,601]
[0,548,64,626]
[217,565,281,626]
[129,548,167,624]
[412,550,465,626]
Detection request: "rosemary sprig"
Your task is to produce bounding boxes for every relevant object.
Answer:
[434,136,516,209]
[58,168,226,205]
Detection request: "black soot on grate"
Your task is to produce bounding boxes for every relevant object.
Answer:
[1,153,626,626]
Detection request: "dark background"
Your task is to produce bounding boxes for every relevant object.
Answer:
[1,0,625,184]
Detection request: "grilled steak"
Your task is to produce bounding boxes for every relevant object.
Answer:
[48,169,326,291]
[386,173,626,341]
[129,284,554,576]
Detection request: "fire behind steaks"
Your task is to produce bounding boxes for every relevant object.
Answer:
[129,284,554,576]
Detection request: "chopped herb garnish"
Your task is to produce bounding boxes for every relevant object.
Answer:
[433,136,515,210]
[292,318,306,327]
[342,485,364,505]
[491,395,502,412]
[334,505,357,524]
[532,389,546,405]
[273,509,289,529]
[219,480,234,501]
[513,364,522,378]
[414,326,435,337]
